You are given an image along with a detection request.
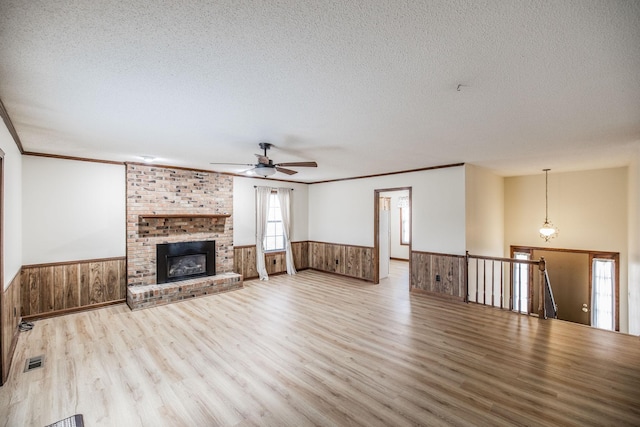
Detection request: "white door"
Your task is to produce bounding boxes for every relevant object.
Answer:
[379,198,390,279]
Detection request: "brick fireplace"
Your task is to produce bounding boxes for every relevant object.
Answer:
[126,164,242,310]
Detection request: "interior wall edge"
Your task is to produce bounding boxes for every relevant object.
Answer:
[0,97,24,154]
[1,271,21,385]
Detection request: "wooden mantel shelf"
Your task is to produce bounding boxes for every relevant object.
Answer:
[139,213,231,220]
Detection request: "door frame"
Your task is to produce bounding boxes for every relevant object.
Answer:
[378,196,391,280]
[0,148,4,386]
[373,187,412,286]
[511,245,620,331]
[589,252,620,331]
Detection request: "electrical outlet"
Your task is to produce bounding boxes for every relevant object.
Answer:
[273,259,277,265]
[336,259,339,265]
[436,274,441,282]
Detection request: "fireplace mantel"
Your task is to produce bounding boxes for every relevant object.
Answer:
[138,213,231,220]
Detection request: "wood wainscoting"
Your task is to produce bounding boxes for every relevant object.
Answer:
[234,242,309,280]
[1,272,20,385]
[20,257,126,319]
[234,241,374,282]
[411,251,466,300]
[309,241,375,282]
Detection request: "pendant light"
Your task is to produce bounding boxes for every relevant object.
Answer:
[539,169,558,241]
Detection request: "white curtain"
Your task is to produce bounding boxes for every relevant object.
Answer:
[277,188,297,275]
[255,186,272,280]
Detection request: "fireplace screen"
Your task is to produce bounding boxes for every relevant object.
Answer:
[168,254,206,278]
[157,240,215,284]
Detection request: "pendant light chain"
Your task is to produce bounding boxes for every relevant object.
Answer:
[545,169,549,221]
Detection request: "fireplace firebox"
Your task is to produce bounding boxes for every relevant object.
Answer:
[156,240,215,284]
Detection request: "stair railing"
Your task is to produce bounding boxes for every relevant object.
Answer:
[542,265,558,319]
[465,252,557,319]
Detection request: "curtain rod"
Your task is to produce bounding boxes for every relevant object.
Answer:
[254,186,294,190]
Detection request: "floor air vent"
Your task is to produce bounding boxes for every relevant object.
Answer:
[24,355,44,372]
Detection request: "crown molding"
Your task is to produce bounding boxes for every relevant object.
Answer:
[23,151,124,165]
[308,163,465,184]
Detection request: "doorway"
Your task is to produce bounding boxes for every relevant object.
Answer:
[374,187,411,284]
[0,149,4,386]
[379,196,391,280]
[511,246,619,330]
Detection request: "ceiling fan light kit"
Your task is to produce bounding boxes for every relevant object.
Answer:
[210,142,317,177]
[254,163,277,177]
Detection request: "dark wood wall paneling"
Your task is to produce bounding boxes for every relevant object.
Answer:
[234,242,309,280]
[20,257,126,319]
[309,241,374,281]
[411,251,466,300]
[1,272,21,385]
[234,245,258,279]
[292,241,310,272]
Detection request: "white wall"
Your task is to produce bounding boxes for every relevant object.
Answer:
[505,167,629,332]
[22,156,125,264]
[465,164,504,257]
[309,166,466,255]
[233,176,309,246]
[0,122,22,289]
[380,190,410,259]
[628,148,640,335]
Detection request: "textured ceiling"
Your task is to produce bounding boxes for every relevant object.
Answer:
[1,0,639,182]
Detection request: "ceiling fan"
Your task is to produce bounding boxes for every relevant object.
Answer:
[210,142,318,177]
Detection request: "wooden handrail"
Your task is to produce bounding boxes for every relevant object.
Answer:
[466,253,542,265]
[538,257,546,318]
[543,269,558,319]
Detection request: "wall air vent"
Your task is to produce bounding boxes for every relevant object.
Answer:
[24,355,45,372]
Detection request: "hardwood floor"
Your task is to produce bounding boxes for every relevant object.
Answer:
[1,261,639,426]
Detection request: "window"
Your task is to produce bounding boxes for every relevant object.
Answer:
[513,252,530,313]
[592,258,615,331]
[400,206,410,245]
[264,192,284,251]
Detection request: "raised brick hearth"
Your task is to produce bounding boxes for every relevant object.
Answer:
[127,272,242,310]
[126,164,242,309]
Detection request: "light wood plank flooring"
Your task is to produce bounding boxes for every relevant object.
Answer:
[1,262,639,426]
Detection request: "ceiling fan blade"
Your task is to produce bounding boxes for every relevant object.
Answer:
[275,167,298,175]
[210,162,254,166]
[275,161,318,167]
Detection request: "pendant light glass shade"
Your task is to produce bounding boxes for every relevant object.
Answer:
[539,221,557,238]
[254,165,277,176]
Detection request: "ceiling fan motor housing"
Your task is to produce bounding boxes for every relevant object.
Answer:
[259,142,273,152]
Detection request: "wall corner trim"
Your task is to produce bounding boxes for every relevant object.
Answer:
[0,97,24,154]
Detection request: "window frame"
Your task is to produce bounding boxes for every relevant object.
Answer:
[400,206,410,246]
[263,192,285,252]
